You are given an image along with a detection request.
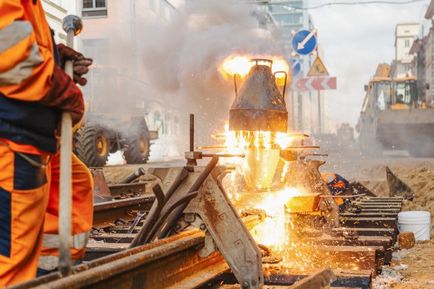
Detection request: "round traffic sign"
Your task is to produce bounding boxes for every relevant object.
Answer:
[289,58,302,76]
[292,29,317,55]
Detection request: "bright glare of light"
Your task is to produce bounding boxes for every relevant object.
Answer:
[220,56,252,78]
[275,132,293,149]
[219,54,290,80]
[251,187,301,249]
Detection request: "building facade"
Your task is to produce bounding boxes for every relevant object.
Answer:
[409,1,434,104]
[251,0,318,133]
[422,26,434,103]
[409,36,427,101]
[393,23,419,77]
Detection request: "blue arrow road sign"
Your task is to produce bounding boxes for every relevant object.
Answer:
[289,59,302,76]
[292,29,317,55]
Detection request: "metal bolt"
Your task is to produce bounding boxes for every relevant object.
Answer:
[199,224,207,231]
[184,213,196,223]
[241,281,249,289]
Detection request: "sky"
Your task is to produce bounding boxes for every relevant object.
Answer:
[307,0,430,129]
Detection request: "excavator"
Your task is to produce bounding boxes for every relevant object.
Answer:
[358,63,434,157]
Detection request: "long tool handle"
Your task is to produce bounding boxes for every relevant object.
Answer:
[58,32,74,276]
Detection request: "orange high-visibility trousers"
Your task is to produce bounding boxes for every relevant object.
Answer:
[39,153,93,271]
[0,142,50,287]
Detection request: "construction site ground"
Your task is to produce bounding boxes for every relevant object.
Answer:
[103,152,434,289]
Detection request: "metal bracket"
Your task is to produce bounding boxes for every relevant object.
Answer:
[184,174,264,289]
[199,231,216,258]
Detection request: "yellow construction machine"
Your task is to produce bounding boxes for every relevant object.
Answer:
[358,64,434,157]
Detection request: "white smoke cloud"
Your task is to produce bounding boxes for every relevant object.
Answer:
[140,0,286,144]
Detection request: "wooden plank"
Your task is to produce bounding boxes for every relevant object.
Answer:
[332,227,397,243]
[340,217,396,229]
[363,197,403,200]
[318,245,383,276]
[356,208,400,213]
[331,269,372,289]
[216,269,371,289]
[306,235,393,264]
[356,204,402,208]
[359,200,402,203]
[274,245,379,274]
[357,203,402,207]
[264,269,371,289]
[340,212,398,218]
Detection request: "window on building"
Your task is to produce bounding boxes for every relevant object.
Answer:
[273,13,302,25]
[405,39,410,48]
[82,0,107,17]
[149,0,157,12]
[161,0,172,21]
[270,2,303,13]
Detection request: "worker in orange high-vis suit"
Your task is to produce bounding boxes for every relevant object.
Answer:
[321,172,350,209]
[0,1,92,287]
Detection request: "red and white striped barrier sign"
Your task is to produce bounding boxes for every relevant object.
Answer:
[295,77,337,91]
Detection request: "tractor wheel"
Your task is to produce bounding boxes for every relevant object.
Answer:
[74,125,110,167]
[124,135,151,164]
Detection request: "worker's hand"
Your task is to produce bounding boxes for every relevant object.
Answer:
[57,43,82,64]
[56,44,93,86]
[73,55,92,86]
[41,65,84,126]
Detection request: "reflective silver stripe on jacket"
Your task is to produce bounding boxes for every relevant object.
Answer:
[38,256,82,271]
[37,255,59,271]
[0,43,42,85]
[42,232,90,250]
[0,21,33,53]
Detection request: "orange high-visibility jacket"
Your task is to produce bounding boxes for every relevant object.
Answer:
[0,0,58,153]
[0,0,54,99]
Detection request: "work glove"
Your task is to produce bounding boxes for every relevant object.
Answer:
[41,65,84,126]
[56,44,93,86]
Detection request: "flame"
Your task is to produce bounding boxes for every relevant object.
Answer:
[221,124,294,151]
[219,54,290,80]
[217,124,296,189]
[250,187,300,249]
[220,56,252,78]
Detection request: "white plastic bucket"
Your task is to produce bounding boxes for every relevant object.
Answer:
[398,211,431,241]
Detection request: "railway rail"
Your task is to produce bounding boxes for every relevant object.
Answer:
[10,164,405,289]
